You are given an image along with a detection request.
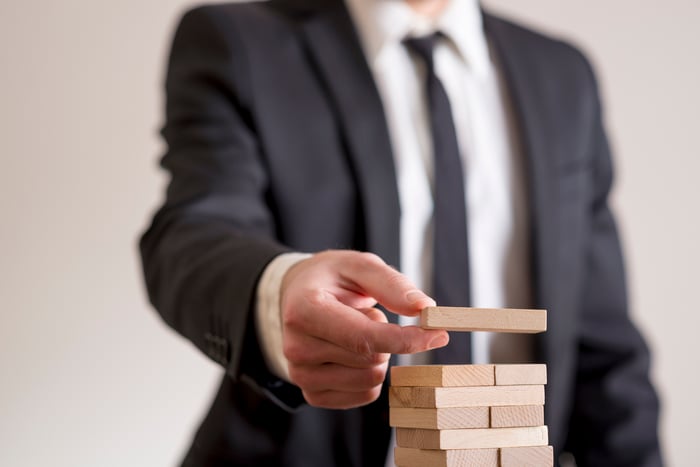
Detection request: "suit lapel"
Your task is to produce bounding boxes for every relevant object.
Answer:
[483,14,561,359]
[296,1,401,272]
[293,5,564,353]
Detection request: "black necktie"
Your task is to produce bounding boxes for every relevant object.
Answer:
[404,33,471,364]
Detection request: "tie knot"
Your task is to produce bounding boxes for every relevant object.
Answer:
[403,32,442,68]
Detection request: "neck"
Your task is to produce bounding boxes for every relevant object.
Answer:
[404,0,450,18]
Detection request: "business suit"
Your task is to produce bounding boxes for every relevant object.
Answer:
[140,0,662,465]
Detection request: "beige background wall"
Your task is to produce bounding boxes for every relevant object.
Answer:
[1,1,697,465]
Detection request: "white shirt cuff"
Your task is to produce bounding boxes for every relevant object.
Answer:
[255,252,312,382]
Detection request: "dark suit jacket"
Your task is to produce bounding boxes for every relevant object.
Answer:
[140,1,662,465]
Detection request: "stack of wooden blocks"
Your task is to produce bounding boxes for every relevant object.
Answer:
[389,307,553,467]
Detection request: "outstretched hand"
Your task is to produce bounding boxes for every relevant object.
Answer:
[280,250,449,409]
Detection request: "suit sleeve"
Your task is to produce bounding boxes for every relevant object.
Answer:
[139,7,302,407]
[565,59,663,467]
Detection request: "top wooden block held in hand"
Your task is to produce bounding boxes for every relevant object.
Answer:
[420,307,547,333]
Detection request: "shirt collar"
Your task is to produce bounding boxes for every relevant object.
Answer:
[345,0,491,76]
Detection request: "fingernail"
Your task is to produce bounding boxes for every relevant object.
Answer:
[406,290,435,306]
[428,333,449,349]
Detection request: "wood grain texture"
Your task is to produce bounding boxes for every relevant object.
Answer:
[500,445,554,466]
[495,364,547,385]
[389,385,544,408]
[390,407,490,429]
[396,426,549,450]
[490,405,544,428]
[391,365,495,387]
[420,307,547,333]
[394,447,498,467]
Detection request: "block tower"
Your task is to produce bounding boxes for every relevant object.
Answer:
[389,307,553,467]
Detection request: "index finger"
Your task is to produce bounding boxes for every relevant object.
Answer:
[338,253,436,317]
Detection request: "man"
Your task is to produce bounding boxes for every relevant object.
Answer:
[140,0,663,465]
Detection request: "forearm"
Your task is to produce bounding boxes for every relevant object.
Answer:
[140,6,295,379]
[567,213,662,466]
[564,66,662,465]
[140,211,289,377]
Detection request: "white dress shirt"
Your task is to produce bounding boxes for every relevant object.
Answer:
[255,0,534,397]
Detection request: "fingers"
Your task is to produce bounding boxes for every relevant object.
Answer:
[289,361,389,394]
[337,252,436,317]
[284,293,449,356]
[283,250,434,317]
[283,328,391,368]
[285,306,391,409]
[279,250,450,409]
[302,386,384,409]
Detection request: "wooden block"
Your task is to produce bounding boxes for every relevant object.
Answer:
[495,364,547,386]
[394,447,498,467]
[420,307,546,333]
[490,405,544,428]
[396,426,549,450]
[391,365,495,387]
[500,445,554,466]
[389,385,544,408]
[390,407,490,429]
